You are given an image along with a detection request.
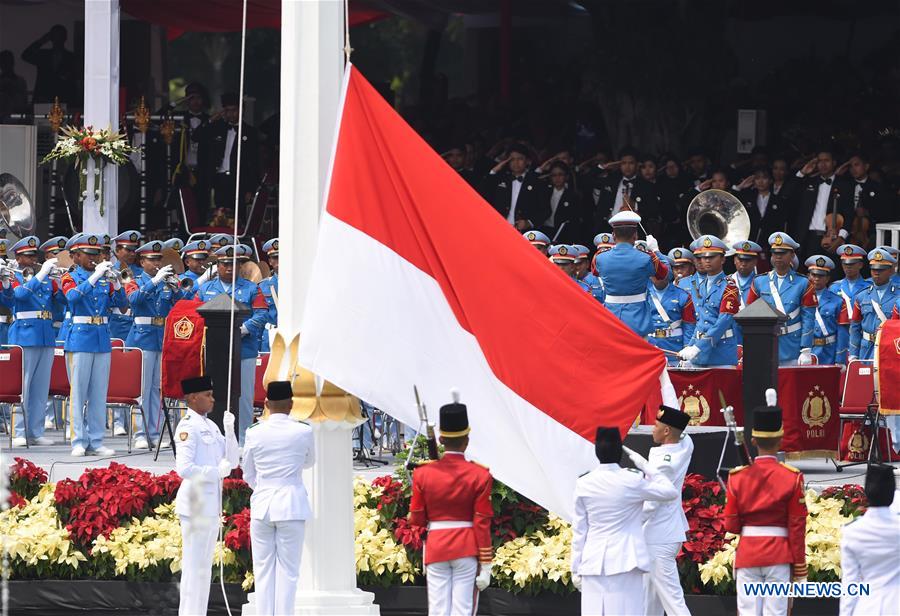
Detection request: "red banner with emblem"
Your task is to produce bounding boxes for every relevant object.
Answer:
[877,320,900,414]
[161,299,205,399]
[838,419,900,462]
[643,366,841,458]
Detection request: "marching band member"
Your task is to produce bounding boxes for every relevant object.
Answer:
[839,464,900,616]
[667,247,696,294]
[730,240,761,308]
[549,244,578,278]
[524,229,551,256]
[109,230,143,341]
[646,258,695,364]
[724,394,807,616]
[830,245,868,319]
[163,238,184,253]
[572,244,605,302]
[804,255,846,365]
[196,244,268,444]
[60,234,128,457]
[643,406,694,616]
[745,232,817,366]
[0,240,11,346]
[243,381,315,616]
[848,248,899,361]
[595,211,668,336]
[56,234,84,347]
[408,393,494,616]
[258,238,279,353]
[678,235,739,367]
[206,233,234,266]
[593,232,615,254]
[179,240,212,291]
[125,241,191,449]
[877,245,900,286]
[174,375,239,616]
[39,236,69,340]
[5,236,64,446]
[571,427,678,616]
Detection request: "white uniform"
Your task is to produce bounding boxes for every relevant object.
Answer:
[643,435,694,616]
[839,506,900,615]
[174,409,238,616]
[571,463,679,616]
[242,414,316,616]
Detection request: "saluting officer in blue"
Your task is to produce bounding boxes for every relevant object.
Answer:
[849,249,900,361]
[523,230,551,256]
[259,238,279,353]
[745,232,818,366]
[0,240,12,345]
[109,230,143,343]
[572,244,605,303]
[804,255,847,365]
[830,244,868,324]
[4,236,65,446]
[61,234,128,456]
[125,241,191,450]
[677,235,740,367]
[197,244,269,444]
[667,247,696,294]
[594,211,668,337]
[646,257,696,364]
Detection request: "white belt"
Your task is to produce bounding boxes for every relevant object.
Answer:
[133,317,165,326]
[113,309,132,317]
[779,322,801,335]
[65,311,72,319]
[0,316,9,324]
[813,335,836,346]
[71,316,109,324]
[787,307,800,320]
[698,329,734,339]
[15,311,52,320]
[52,322,62,328]
[427,520,473,531]
[256,477,298,489]
[742,525,788,537]
[648,328,683,339]
[605,292,647,304]
[863,331,878,343]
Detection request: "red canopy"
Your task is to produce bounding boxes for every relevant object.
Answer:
[121,0,388,39]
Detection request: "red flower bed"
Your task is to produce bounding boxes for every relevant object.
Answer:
[677,474,727,593]
[224,508,252,552]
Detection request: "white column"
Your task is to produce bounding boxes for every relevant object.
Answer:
[243,0,379,614]
[82,0,120,235]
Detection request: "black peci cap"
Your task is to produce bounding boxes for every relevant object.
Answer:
[865,464,896,507]
[595,426,622,463]
[182,376,213,395]
[657,405,690,431]
[266,380,292,402]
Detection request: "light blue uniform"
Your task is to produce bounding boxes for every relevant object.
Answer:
[62,256,128,452]
[0,239,11,344]
[595,243,667,337]
[646,280,695,365]
[259,273,278,353]
[849,282,900,360]
[747,271,816,365]
[811,289,846,365]
[687,271,739,366]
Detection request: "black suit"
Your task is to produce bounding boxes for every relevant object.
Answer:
[793,174,853,256]
[538,185,583,243]
[741,189,789,245]
[851,177,894,226]
[482,170,549,228]
[590,174,660,231]
[193,120,260,214]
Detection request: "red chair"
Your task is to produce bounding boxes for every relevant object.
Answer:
[836,360,885,462]
[253,353,270,414]
[106,347,144,453]
[48,347,70,433]
[111,338,125,348]
[0,345,25,448]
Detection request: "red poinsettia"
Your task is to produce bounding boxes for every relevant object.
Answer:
[8,457,48,501]
[8,491,27,509]
[393,516,426,552]
[678,474,728,593]
[224,508,252,552]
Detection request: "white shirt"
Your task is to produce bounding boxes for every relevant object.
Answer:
[187,114,203,167]
[853,178,867,207]
[756,192,770,218]
[507,175,524,223]
[839,507,900,615]
[218,126,237,173]
[174,409,236,518]
[242,413,316,522]
[571,463,678,576]
[643,435,694,544]
[545,186,565,226]
[809,175,835,231]
[612,176,637,216]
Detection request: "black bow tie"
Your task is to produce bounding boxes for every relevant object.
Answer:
[514,175,525,182]
[820,177,833,185]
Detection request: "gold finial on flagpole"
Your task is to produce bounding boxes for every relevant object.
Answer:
[134,96,151,134]
[48,97,64,133]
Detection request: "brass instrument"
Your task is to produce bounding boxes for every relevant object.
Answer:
[686,189,751,246]
[105,267,130,284]
[0,173,36,242]
[163,273,193,292]
[0,262,33,281]
[46,265,74,280]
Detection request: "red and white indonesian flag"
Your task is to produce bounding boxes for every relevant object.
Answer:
[299,65,669,519]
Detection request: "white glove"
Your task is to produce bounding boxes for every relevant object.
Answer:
[623,445,650,473]
[152,264,174,285]
[678,345,701,362]
[217,458,233,479]
[88,260,112,286]
[645,234,659,254]
[196,267,213,286]
[475,563,492,591]
[798,349,813,366]
[572,573,582,591]
[240,324,250,337]
[223,410,236,432]
[36,257,59,282]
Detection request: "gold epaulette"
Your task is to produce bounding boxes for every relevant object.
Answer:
[780,462,801,473]
[729,465,747,474]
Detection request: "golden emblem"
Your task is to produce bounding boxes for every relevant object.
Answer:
[179,432,188,441]
[679,384,710,425]
[774,235,783,246]
[173,316,194,340]
[89,236,98,246]
[674,249,682,258]
[816,257,825,267]
[526,232,535,241]
[844,246,853,255]
[801,385,831,428]
[743,242,751,251]
[559,246,568,255]
[703,237,712,248]
[847,428,868,456]
[874,251,883,261]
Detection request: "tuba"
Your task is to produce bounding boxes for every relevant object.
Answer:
[686,189,751,246]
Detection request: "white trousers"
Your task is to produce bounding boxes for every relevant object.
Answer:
[178,515,220,616]
[644,542,691,616]
[736,564,790,616]
[582,569,644,616]
[426,556,478,616]
[250,518,305,616]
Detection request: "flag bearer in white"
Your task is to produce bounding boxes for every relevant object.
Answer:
[174,376,239,616]
[242,380,315,616]
[571,427,679,616]
[643,405,694,616]
[839,464,900,616]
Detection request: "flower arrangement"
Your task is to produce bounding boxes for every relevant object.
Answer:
[40,125,133,215]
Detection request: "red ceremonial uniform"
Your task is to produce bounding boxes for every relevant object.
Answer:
[408,452,493,566]
[724,456,807,574]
